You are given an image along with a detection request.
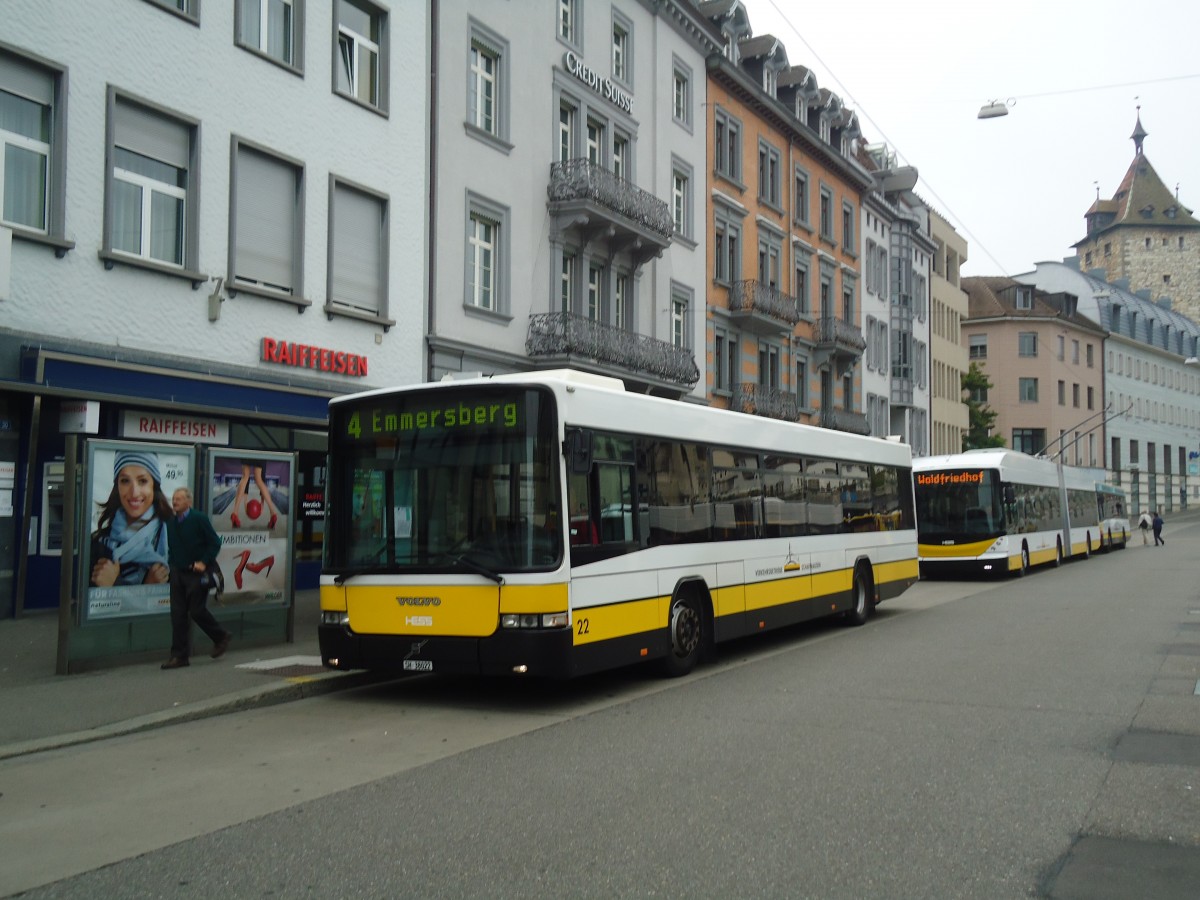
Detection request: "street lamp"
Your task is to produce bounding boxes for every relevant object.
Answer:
[977,99,1012,119]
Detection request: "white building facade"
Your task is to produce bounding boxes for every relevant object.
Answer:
[428,0,720,400]
[1018,259,1200,514]
[1,0,429,614]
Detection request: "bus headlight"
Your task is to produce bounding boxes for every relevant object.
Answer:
[501,612,570,629]
[321,611,349,626]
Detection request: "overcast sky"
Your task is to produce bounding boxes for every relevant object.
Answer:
[739,0,1200,277]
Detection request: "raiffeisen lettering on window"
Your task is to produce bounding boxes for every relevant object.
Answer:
[916,470,984,486]
[344,400,521,439]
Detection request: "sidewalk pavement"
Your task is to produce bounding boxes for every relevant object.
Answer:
[0,589,382,761]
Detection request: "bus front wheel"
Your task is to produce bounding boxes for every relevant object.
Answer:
[1053,542,1063,567]
[660,592,703,677]
[1016,545,1030,577]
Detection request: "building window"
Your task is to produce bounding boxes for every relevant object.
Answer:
[758,233,781,289]
[560,250,574,313]
[329,178,387,319]
[467,23,509,145]
[672,61,691,127]
[671,288,690,349]
[1015,286,1032,310]
[236,0,303,69]
[1012,428,1045,455]
[713,108,741,182]
[587,262,603,321]
[714,213,739,284]
[1057,380,1065,405]
[558,0,579,47]
[714,328,736,392]
[968,334,986,359]
[231,141,302,298]
[466,196,508,314]
[1072,383,1080,408]
[335,0,387,112]
[142,0,199,21]
[1018,332,1037,357]
[1019,377,1038,403]
[794,256,809,315]
[586,116,603,164]
[758,342,780,389]
[558,102,575,162]
[1071,339,1080,364]
[819,186,833,241]
[672,168,689,237]
[612,132,629,179]
[613,273,628,330]
[793,167,809,226]
[611,13,631,85]
[106,94,196,270]
[1087,385,1095,410]
[757,140,780,208]
[1,47,67,240]
[842,201,854,248]
[795,358,808,408]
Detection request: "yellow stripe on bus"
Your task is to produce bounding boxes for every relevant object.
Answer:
[919,539,996,558]
[874,557,920,584]
[572,596,663,646]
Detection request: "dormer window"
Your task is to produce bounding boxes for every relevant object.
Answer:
[819,116,830,143]
[1139,205,1154,218]
[1165,205,1178,219]
[1015,287,1032,310]
[763,68,776,96]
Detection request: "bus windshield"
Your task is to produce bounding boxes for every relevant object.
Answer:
[326,386,562,576]
[914,468,1005,541]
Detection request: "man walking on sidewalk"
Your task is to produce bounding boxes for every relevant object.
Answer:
[162,487,231,669]
[1153,510,1165,546]
[1138,510,1152,544]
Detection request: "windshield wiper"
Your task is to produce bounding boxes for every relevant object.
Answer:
[436,553,505,585]
[331,566,395,586]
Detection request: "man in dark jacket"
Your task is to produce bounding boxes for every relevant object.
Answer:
[162,487,231,669]
[1152,511,1165,546]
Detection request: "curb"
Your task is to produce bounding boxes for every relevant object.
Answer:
[0,670,387,762]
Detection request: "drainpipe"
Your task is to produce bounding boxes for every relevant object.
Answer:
[425,0,439,382]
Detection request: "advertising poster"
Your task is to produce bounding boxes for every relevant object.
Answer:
[209,451,293,607]
[84,441,194,621]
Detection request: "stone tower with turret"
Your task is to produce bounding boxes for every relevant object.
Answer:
[1073,111,1200,322]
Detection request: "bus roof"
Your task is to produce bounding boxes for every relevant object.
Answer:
[913,449,1098,491]
[330,369,912,468]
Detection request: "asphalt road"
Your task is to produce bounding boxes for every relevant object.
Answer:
[4,533,1200,898]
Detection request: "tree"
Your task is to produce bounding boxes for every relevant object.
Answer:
[962,362,1005,450]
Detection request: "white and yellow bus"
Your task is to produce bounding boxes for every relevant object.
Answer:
[913,449,1100,577]
[319,369,919,678]
[1094,482,1130,551]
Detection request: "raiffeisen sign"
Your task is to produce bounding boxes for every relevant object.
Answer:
[563,51,632,114]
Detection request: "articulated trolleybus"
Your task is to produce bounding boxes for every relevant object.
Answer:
[913,449,1101,577]
[319,369,919,678]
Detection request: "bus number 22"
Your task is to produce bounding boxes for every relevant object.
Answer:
[576,618,590,636]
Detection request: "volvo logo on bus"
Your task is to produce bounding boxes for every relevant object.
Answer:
[398,596,441,606]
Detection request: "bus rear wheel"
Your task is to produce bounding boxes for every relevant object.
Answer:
[660,592,703,677]
[843,564,873,627]
[1053,542,1063,567]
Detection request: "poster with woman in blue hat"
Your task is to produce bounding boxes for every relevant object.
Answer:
[85,442,193,620]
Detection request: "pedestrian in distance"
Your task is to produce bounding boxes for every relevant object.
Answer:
[1138,510,1152,544]
[1152,510,1165,546]
[162,487,231,669]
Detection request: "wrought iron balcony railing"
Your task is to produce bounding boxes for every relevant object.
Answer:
[814,316,867,353]
[526,312,699,386]
[818,407,871,435]
[732,382,801,421]
[729,280,802,327]
[548,159,675,242]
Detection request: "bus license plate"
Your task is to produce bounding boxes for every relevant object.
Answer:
[403,659,433,672]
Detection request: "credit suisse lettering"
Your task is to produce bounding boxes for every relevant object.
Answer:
[563,51,633,114]
[261,338,367,377]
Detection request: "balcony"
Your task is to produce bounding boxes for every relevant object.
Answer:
[814,315,866,376]
[818,407,871,435]
[526,312,699,387]
[548,159,674,268]
[728,280,802,335]
[731,382,800,422]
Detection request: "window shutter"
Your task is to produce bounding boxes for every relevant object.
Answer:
[235,148,295,291]
[332,184,382,314]
[114,100,189,169]
[0,53,52,105]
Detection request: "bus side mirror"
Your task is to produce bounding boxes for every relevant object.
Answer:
[1003,485,1016,504]
[565,428,593,475]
